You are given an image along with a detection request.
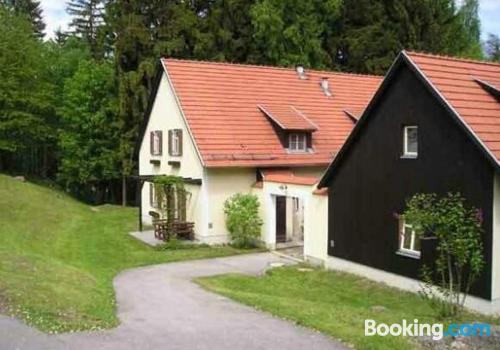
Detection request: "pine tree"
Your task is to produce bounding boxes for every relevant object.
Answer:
[250,0,342,68]
[54,27,69,46]
[67,0,105,57]
[195,0,257,63]
[1,0,45,39]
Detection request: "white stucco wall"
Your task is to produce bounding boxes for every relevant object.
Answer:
[138,72,206,234]
[204,168,257,244]
[304,193,328,264]
[260,181,328,256]
[138,73,203,178]
[493,173,500,300]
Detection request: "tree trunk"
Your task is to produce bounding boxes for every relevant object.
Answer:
[122,175,127,207]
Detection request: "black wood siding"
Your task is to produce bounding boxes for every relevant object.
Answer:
[327,64,494,300]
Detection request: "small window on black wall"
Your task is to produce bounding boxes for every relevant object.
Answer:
[403,126,418,157]
[398,218,421,258]
[288,132,307,152]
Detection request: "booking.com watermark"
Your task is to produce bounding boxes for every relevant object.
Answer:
[365,319,491,340]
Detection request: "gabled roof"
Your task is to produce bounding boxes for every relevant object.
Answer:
[258,104,317,131]
[407,52,500,165]
[319,51,500,188]
[161,58,381,167]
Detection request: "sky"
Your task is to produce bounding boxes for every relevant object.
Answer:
[41,0,500,41]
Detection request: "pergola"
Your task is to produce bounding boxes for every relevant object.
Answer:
[132,175,202,232]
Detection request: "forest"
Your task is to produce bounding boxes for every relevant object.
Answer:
[0,0,499,205]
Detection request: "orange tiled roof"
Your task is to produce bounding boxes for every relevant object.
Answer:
[258,104,318,131]
[261,169,319,186]
[406,52,500,164]
[162,59,382,167]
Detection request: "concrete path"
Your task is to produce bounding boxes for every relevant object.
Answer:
[0,253,346,350]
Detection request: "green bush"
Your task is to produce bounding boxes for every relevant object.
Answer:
[224,193,263,248]
[403,193,484,317]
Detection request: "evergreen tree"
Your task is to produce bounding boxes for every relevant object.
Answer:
[195,0,256,62]
[1,0,45,39]
[334,0,484,74]
[53,26,70,46]
[250,0,342,68]
[485,34,500,62]
[67,0,106,58]
[0,8,55,174]
[59,60,121,203]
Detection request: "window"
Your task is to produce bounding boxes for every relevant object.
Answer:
[149,183,157,208]
[403,126,418,157]
[169,129,183,156]
[150,130,162,156]
[398,219,421,258]
[288,133,307,152]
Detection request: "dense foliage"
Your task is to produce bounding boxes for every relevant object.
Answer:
[224,193,263,248]
[0,0,495,204]
[403,193,484,317]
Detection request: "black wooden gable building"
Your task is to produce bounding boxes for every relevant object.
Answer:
[318,51,500,305]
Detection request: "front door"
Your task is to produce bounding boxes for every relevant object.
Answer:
[275,196,287,243]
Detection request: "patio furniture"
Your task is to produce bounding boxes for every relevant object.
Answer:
[149,211,169,241]
[149,211,194,241]
[171,220,195,241]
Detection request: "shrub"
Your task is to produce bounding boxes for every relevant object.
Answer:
[224,193,263,248]
[403,193,484,317]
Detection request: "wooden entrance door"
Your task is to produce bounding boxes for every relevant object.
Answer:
[275,196,287,243]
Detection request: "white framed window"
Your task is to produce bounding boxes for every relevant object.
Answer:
[150,130,162,156]
[403,126,418,157]
[398,219,421,258]
[288,133,307,152]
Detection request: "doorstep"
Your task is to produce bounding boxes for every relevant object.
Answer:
[273,243,304,262]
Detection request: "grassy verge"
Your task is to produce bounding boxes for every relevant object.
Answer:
[0,174,257,333]
[196,266,500,350]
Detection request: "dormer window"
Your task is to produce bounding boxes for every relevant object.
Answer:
[288,132,307,152]
[403,126,418,158]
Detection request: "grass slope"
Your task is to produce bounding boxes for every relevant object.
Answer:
[0,175,251,333]
[197,266,500,350]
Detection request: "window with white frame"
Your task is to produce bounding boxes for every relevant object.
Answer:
[288,133,307,152]
[150,130,162,156]
[398,219,421,257]
[403,126,418,157]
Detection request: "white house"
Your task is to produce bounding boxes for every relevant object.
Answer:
[137,58,381,261]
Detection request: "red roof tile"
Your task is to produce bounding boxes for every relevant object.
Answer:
[258,104,317,131]
[406,52,500,164]
[162,59,381,167]
[261,169,319,186]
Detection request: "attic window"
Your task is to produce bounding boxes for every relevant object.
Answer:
[288,133,307,152]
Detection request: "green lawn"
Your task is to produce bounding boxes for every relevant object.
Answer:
[0,174,254,333]
[197,266,500,350]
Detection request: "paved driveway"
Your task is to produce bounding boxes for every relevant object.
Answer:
[0,253,346,350]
